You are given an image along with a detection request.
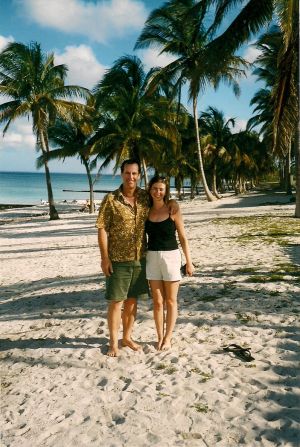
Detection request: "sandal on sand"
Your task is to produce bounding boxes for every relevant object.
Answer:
[222,344,255,362]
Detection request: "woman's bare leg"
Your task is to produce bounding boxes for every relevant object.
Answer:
[161,281,179,350]
[149,280,165,349]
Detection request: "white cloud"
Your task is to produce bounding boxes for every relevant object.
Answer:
[19,0,147,43]
[0,119,35,151]
[0,35,14,52]
[55,45,107,89]
[137,48,177,72]
[243,45,262,64]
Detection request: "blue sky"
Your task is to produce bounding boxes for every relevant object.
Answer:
[0,0,265,173]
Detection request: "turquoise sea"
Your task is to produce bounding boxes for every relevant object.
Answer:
[0,171,123,205]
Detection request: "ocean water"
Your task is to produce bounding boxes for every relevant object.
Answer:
[0,171,124,205]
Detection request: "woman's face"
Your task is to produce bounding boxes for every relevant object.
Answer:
[150,182,166,201]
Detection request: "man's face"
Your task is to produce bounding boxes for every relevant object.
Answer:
[121,163,140,190]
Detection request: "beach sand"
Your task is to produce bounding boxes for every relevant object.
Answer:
[1,191,299,447]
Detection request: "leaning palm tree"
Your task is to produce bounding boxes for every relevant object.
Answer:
[0,42,90,219]
[36,114,97,214]
[135,0,248,201]
[92,55,180,185]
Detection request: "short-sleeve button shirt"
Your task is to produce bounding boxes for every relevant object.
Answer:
[96,186,149,262]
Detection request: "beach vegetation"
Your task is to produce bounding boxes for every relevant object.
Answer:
[36,106,97,214]
[155,363,177,374]
[0,42,90,220]
[210,0,299,216]
[193,402,209,413]
[190,368,213,381]
[235,312,257,323]
[135,0,249,202]
[91,55,183,187]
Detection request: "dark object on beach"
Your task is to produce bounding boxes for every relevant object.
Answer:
[180,263,195,276]
[0,204,34,210]
[222,344,255,362]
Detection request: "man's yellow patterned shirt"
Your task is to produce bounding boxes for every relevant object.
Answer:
[96,187,149,262]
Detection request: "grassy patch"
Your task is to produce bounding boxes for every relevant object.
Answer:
[212,216,299,247]
[155,363,177,374]
[235,312,257,323]
[193,403,209,413]
[190,368,213,381]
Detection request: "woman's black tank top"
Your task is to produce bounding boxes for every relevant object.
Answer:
[145,216,178,251]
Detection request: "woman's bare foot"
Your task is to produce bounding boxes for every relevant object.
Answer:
[161,338,172,351]
[122,339,141,351]
[156,339,163,350]
[107,345,119,357]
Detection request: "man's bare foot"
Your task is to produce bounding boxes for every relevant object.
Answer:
[107,345,119,357]
[122,339,141,351]
[161,338,172,351]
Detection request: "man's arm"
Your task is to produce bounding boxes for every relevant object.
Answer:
[167,198,179,215]
[98,228,113,276]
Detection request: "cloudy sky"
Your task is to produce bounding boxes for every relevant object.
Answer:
[0,0,263,173]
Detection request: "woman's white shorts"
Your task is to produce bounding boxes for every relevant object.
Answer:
[146,249,181,281]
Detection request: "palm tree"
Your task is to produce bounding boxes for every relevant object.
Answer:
[36,113,97,214]
[230,130,271,193]
[248,27,294,194]
[135,0,248,201]
[0,42,90,219]
[199,107,234,198]
[92,55,180,185]
[210,0,299,215]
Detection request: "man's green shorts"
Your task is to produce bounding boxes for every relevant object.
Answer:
[105,258,149,302]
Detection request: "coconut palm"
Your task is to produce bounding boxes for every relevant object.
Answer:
[0,42,90,219]
[248,26,295,194]
[36,113,97,214]
[92,55,180,185]
[210,0,299,215]
[135,0,248,201]
[199,107,234,198]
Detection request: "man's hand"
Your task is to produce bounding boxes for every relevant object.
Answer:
[168,199,179,215]
[101,257,113,276]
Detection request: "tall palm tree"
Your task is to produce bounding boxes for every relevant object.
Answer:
[135,0,248,201]
[199,106,234,198]
[248,27,293,193]
[0,42,90,219]
[210,0,299,215]
[92,55,180,185]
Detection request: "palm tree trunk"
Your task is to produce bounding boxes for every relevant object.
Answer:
[285,144,292,195]
[212,162,222,199]
[39,131,59,220]
[82,157,94,214]
[295,125,300,218]
[142,158,148,188]
[192,96,216,202]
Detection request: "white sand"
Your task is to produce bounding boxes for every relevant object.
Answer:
[1,191,299,447]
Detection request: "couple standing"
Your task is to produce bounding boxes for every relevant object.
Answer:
[96,158,194,357]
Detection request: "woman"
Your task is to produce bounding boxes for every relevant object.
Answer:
[145,175,194,350]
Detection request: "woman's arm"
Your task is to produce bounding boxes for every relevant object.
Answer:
[173,208,194,276]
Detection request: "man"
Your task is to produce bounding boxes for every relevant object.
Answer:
[96,158,177,357]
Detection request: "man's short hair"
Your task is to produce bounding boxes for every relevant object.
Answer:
[120,158,141,173]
